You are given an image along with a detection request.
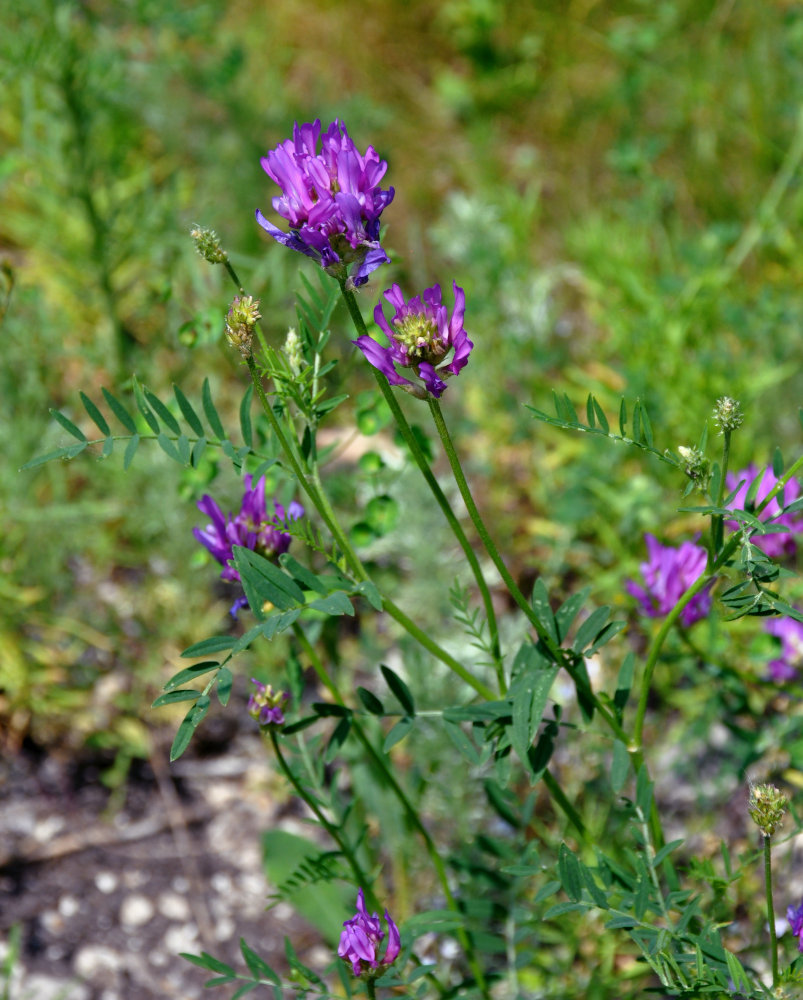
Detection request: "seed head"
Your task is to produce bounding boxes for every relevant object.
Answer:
[190,225,228,264]
[748,782,788,837]
[713,396,743,433]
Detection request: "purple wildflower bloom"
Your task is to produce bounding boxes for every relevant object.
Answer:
[788,899,803,951]
[338,888,401,977]
[353,281,473,398]
[765,615,803,681]
[247,680,289,727]
[193,475,303,616]
[725,464,803,558]
[256,119,394,288]
[626,534,713,627]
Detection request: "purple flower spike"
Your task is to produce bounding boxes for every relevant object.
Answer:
[765,615,803,681]
[353,281,473,398]
[193,475,303,617]
[725,464,803,558]
[788,899,803,951]
[247,680,289,728]
[338,888,401,977]
[256,119,394,288]
[626,534,713,627]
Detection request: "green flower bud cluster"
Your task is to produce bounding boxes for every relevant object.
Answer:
[225,295,261,358]
[748,782,788,838]
[713,396,744,433]
[190,225,228,264]
[677,445,710,489]
[282,328,305,375]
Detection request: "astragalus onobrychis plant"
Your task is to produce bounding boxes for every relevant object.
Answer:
[26,117,803,999]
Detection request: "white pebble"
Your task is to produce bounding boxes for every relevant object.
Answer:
[119,894,154,927]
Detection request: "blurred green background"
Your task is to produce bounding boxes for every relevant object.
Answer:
[3,0,803,776]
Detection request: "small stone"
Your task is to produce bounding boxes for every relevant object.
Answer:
[21,973,89,1000]
[119,894,154,927]
[157,891,190,921]
[41,909,62,933]
[74,944,121,980]
[59,894,80,918]
[163,923,198,953]
[95,872,118,894]
[214,916,235,941]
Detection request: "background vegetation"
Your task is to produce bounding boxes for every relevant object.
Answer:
[3,0,803,994]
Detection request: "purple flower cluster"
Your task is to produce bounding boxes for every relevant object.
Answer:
[338,888,400,977]
[247,679,289,727]
[789,898,803,951]
[765,615,803,681]
[725,464,803,558]
[256,119,394,288]
[626,534,713,627]
[193,475,303,616]
[354,281,473,398]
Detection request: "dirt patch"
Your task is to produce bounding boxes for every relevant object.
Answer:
[0,721,326,1000]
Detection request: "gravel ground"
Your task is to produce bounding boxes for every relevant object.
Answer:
[0,721,326,1000]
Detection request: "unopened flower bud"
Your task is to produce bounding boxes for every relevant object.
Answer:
[225,295,261,358]
[678,445,710,488]
[748,782,788,837]
[713,396,743,433]
[282,328,304,375]
[247,680,288,728]
[190,225,228,264]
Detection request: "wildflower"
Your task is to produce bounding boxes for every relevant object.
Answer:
[225,295,261,358]
[190,225,228,264]
[713,396,744,433]
[354,281,473,399]
[788,899,803,951]
[765,615,803,681]
[256,119,394,289]
[247,679,288,728]
[748,782,788,838]
[725,464,803,558]
[338,888,401,978]
[193,475,303,616]
[626,534,713,627]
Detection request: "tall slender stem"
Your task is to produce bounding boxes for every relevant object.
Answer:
[764,835,779,988]
[711,429,731,555]
[426,397,559,656]
[291,624,490,998]
[269,730,375,908]
[339,283,504,691]
[246,356,493,698]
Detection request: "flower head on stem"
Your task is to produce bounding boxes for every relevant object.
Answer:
[354,281,473,398]
[247,680,288,728]
[748,782,788,838]
[256,119,394,289]
[190,224,228,264]
[788,899,803,952]
[193,475,303,616]
[338,888,401,978]
[626,534,713,627]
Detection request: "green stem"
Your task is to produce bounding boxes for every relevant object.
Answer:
[764,835,779,988]
[542,769,587,839]
[291,624,489,998]
[269,730,376,909]
[366,979,377,1000]
[339,282,505,691]
[711,429,731,555]
[427,397,558,656]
